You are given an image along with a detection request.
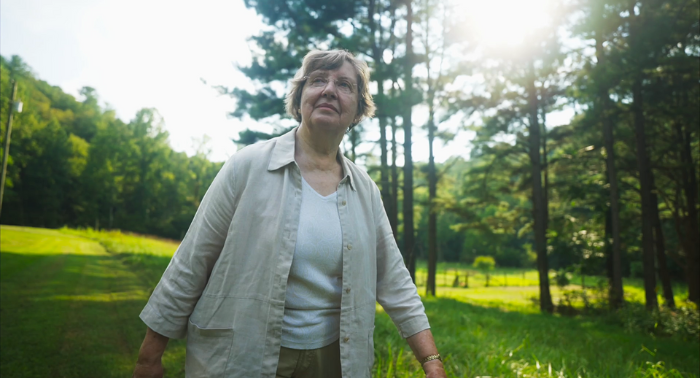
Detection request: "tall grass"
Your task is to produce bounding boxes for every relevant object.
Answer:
[373,297,698,377]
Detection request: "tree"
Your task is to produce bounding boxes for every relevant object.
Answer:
[414,0,460,296]
[224,0,366,139]
[0,55,222,239]
[574,0,626,308]
[471,39,565,312]
[473,255,496,287]
[401,0,418,281]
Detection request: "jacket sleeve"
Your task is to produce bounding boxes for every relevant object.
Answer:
[372,184,430,339]
[139,157,238,339]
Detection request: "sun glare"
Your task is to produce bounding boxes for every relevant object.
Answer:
[463,0,554,51]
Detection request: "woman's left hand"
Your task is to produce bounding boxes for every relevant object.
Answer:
[423,360,447,378]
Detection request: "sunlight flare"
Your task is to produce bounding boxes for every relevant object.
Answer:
[462,0,555,51]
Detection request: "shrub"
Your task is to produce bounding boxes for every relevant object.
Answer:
[553,269,571,289]
[611,302,700,342]
[473,256,496,287]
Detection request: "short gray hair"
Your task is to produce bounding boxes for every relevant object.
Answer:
[285,50,375,129]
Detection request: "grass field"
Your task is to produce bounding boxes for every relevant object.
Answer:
[1,225,697,377]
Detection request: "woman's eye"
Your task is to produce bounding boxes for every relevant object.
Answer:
[339,81,351,88]
[311,78,327,85]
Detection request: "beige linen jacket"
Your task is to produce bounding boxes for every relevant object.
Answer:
[140,127,429,378]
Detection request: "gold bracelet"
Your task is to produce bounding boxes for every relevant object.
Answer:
[420,354,442,366]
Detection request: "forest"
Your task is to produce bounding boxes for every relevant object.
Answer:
[1,0,698,319]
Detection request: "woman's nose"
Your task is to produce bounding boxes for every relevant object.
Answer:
[321,81,338,98]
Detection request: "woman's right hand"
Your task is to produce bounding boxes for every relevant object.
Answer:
[132,359,164,378]
[133,327,170,378]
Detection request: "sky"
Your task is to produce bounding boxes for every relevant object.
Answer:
[1,0,572,164]
[1,0,266,162]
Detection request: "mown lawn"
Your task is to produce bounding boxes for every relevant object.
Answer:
[0,226,185,377]
[1,225,697,377]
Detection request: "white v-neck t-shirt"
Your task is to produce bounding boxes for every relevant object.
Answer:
[280,177,343,349]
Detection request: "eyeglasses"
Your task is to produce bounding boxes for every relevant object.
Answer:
[303,74,357,95]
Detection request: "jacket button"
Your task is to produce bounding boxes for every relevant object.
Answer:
[343,337,349,342]
[346,288,351,294]
[341,200,347,206]
[347,244,352,250]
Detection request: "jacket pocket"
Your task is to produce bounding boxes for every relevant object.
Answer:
[185,319,234,378]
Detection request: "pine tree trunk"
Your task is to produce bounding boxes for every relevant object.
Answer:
[377,104,391,217]
[631,77,659,311]
[390,116,399,240]
[652,193,675,308]
[526,62,553,313]
[402,0,415,282]
[677,120,699,305]
[369,0,392,218]
[628,1,658,312]
[596,34,624,309]
[350,127,358,162]
[541,93,549,233]
[426,104,437,297]
[605,205,614,287]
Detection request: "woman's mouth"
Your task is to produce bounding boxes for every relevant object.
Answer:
[316,103,338,113]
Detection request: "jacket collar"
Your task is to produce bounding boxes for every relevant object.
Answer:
[267,126,356,191]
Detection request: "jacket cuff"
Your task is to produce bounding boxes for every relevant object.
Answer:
[139,302,187,340]
[397,314,431,339]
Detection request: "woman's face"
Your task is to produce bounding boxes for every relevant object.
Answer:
[299,61,359,133]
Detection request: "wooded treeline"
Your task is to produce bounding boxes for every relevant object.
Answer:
[0,56,223,239]
[227,0,699,310]
[1,0,698,312]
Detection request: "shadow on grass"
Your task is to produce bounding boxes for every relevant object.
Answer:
[0,251,186,378]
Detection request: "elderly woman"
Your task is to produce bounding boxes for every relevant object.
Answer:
[133,50,446,378]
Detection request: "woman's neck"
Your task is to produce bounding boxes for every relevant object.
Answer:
[295,124,344,172]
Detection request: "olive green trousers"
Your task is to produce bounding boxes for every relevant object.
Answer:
[275,339,342,378]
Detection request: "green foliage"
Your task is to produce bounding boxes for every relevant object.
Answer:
[473,255,496,271]
[473,255,496,287]
[232,126,294,146]
[610,303,700,342]
[630,262,644,279]
[554,269,571,289]
[0,55,223,239]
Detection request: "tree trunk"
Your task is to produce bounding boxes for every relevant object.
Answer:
[402,0,415,282]
[424,7,439,297]
[605,205,614,287]
[676,120,699,305]
[350,127,358,162]
[426,101,437,297]
[390,116,399,240]
[627,1,658,312]
[541,92,549,233]
[631,77,658,311]
[378,103,391,217]
[369,0,392,218]
[526,62,553,313]
[651,192,675,308]
[595,34,624,309]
